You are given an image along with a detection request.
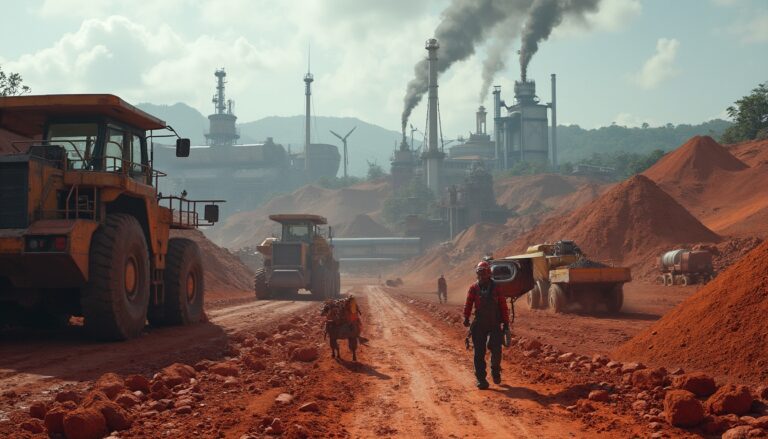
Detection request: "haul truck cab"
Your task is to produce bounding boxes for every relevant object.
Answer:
[0,94,223,340]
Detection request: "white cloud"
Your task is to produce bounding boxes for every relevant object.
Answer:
[631,38,680,90]
[736,13,768,43]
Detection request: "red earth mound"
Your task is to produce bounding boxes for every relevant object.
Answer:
[209,181,391,249]
[644,135,748,184]
[728,138,768,167]
[612,240,768,385]
[495,174,720,266]
[337,214,392,237]
[644,136,768,238]
[171,230,254,297]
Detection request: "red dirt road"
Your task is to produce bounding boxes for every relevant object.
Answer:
[0,281,705,438]
[343,285,630,438]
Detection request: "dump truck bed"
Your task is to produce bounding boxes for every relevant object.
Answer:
[550,267,631,284]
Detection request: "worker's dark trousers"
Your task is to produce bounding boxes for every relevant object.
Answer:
[471,325,502,382]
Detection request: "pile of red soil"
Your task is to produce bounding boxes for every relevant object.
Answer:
[337,214,392,237]
[171,230,254,296]
[209,181,391,249]
[644,135,748,183]
[728,138,768,167]
[495,174,720,266]
[612,240,768,384]
[644,136,768,238]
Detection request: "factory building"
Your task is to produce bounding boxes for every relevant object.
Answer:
[155,69,339,217]
[493,75,558,169]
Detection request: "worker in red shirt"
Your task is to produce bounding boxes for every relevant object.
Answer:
[463,260,510,389]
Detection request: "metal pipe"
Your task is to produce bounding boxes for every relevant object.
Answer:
[551,73,558,169]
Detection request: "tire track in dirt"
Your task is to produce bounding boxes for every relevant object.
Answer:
[0,299,313,396]
[345,285,588,438]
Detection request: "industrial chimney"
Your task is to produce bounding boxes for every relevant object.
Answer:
[550,73,558,169]
[422,38,445,194]
[205,68,239,147]
[303,69,314,171]
[476,106,487,135]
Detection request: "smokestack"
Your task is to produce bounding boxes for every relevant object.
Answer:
[550,73,557,169]
[303,70,313,171]
[493,86,501,167]
[426,38,439,153]
[423,38,445,194]
[213,69,227,115]
[476,106,487,134]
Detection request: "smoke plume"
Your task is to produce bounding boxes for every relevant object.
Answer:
[401,0,603,130]
[519,0,600,81]
[478,14,526,103]
[400,0,526,133]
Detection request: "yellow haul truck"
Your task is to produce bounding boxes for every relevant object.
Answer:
[521,240,631,314]
[254,214,340,300]
[0,94,222,340]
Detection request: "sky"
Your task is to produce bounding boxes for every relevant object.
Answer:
[1,0,766,140]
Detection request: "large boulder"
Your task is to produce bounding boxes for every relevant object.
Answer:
[672,372,717,397]
[664,390,705,427]
[159,363,197,387]
[94,372,125,399]
[63,407,108,439]
[707,384,753,416]
[87,400,133,431]
[631,367,667,390]
[124,374,151,393]
[44,401,77,435]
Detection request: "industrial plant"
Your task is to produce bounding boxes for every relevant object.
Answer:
[391,37,558,240]
[155,68,340,216]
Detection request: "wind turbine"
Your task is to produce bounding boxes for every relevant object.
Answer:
[329,126,356,179]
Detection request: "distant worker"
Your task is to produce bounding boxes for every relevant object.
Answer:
[437,274,448,304]
[463,261,510,390]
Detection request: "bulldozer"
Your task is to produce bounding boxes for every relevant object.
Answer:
[0,94,223,340]
[517,240,631,314]
[254,214,340,300]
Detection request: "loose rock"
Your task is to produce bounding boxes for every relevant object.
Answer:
[707,384,754,416]
[299,401,320,412]
[664,389,705,427]
[672,372,717,397]
[291,346,319,362]
[29,400,48,419]
[95,372,125,399]
[124,374,151,393]
[209,362,240,377]
[63,407,108,439]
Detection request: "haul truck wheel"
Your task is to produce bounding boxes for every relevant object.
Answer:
[81,214,150,341]
[154,238,205,326]
[548,284,566,313]
[254,268,271,300]
[606,284,623,314]
[526,288,541,310]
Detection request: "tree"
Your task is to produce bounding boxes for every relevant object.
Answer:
[366,160,386,181]
[0,66,31,96]
[721,82,768,143]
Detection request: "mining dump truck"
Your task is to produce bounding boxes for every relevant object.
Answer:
[657,249,714,286]
[519,240,631,314]
[254,214,340,300]
[0,94,223,340]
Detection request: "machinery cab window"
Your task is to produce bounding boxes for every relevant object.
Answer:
[47,123,99,170]
[282,223,314,243]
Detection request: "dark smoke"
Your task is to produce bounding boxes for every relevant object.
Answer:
[401,0,603,130]
[478,14,526,103]
[400,0,525,133]
[519,0,600,82]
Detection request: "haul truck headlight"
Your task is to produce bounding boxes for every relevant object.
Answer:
[25,236,68,252]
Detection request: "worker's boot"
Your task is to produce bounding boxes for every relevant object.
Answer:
[492,372,501,385]
[476,379,489,390]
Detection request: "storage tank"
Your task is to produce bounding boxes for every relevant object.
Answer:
[658,249,714,286]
